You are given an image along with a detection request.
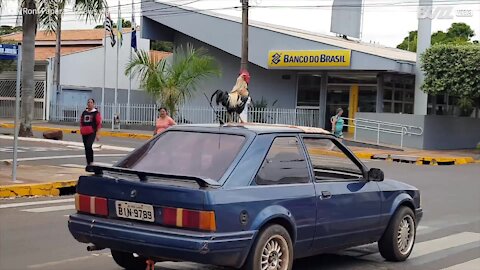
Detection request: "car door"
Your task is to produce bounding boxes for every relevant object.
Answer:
[301,135,382,252]
[251,135,317,257]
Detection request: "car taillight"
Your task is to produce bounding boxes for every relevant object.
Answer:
[162,207,216,232]
[75,194,109,216]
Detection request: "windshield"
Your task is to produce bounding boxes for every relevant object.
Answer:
[118,131,246,181]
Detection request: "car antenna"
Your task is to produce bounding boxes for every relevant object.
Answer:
[204,93,225,125]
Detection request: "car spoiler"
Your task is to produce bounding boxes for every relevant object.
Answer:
[86,165,221,188]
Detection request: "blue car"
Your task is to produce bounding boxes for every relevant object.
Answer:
[68,124,423,270]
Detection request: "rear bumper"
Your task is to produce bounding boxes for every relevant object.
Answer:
[68,214,255,268]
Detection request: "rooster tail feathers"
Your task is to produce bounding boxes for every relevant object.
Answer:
[210,89,223,106]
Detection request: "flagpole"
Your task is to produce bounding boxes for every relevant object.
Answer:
[102,12,106,116]
[113,0,120,131]
[127,0,133,123]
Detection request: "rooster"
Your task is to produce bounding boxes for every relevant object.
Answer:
[210,70,251,123]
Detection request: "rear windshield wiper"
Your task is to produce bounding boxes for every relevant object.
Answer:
[86,165,221,188]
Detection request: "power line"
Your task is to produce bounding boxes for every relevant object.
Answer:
[1,0,479,23]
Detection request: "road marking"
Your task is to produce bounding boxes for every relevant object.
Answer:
[27,253,109,269]
[443,258,480,270]
[361,232,480,262]
[0,198,74,209]
[0,153,126,163]
[0,135,134,152]
[21,205,75,213]
[411,232,480,259]
[61,162,114,168]
[417,225,429,231]
[60,164,86,169]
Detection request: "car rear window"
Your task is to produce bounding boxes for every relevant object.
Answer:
[118,131,245,181]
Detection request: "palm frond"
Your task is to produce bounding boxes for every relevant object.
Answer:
[126,43,220,116]
[74,0,107,23]
[37,0,63,33]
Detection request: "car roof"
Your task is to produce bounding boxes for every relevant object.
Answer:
[170,123,332,135]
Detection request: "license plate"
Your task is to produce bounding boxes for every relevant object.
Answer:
[115,201,154,222]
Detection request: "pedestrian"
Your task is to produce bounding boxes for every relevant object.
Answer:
[80,98,102,167]
[330,107,344,139]
[154,107,176,135]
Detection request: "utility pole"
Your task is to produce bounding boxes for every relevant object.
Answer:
[240,0,249,71]
[414,0,432,115]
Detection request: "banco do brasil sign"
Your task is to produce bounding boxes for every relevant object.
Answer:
[268,50,351,68]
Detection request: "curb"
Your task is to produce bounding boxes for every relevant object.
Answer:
[371,154,476,165]
[0,180,77,198]
[309,149,475,166]
[0,123,152,140]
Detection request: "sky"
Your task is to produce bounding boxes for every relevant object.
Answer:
[0,0,479,48]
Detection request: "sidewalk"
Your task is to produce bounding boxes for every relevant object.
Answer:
[0,163,83,198]
[0,120,154,140]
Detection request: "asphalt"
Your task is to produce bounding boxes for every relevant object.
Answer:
[0,161,479,270]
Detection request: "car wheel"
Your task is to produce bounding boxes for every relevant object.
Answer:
[378,206,416,261]
[244,224,293,270]
[110,250,147,270]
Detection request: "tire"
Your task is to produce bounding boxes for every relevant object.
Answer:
[110,250,147,270]
[378,206,416,262]
[243,224,293,270]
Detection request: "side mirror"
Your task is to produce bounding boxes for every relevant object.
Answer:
[368,168,384,182]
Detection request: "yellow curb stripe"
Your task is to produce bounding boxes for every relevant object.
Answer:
[0,123,153,140]
[0,180,77,198]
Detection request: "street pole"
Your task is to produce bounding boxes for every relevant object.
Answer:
[240,0,249,71]
[414,0,432,115]
[127,0,134,123]
[102,20,106,116]
[113,1,120,130]
[12,44,22,183]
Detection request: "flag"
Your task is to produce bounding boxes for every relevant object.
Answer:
[131,2,137,52]
[105,11,116,47]
[117,11,123,46]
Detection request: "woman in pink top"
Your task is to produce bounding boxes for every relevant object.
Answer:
[154,107,176,135]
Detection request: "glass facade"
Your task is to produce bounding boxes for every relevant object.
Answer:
[297,75,321,107]
[382,75,415,114]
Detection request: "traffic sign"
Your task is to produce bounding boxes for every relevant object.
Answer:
[0,44,19,60]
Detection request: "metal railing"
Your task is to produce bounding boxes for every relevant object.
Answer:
[49,103,321,127]
[0,99,45,120]
[340,117,423,148]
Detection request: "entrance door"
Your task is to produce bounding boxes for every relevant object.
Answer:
[326,85,350,131]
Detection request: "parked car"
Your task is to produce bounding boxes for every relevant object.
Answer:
[68,123,423,270]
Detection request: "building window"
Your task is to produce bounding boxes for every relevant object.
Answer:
[383,76,414,114]
[297,75,321,107]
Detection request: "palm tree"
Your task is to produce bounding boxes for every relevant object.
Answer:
[0,0,106,137]
[125,44,221,117]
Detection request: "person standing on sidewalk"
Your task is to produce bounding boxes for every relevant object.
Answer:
[80,98,102,166]
[330,107,344,139]
[154,107,176,135]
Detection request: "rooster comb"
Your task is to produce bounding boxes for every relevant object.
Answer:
[239,69,250,84]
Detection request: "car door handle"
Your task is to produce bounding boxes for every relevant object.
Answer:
[320,191,332,200]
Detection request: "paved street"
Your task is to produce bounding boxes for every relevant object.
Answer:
[1,136,479,270]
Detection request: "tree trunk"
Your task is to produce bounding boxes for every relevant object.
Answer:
[53,16,62,104]
[18,0,37,137]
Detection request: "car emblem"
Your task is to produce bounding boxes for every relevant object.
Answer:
[130,189,137,198]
